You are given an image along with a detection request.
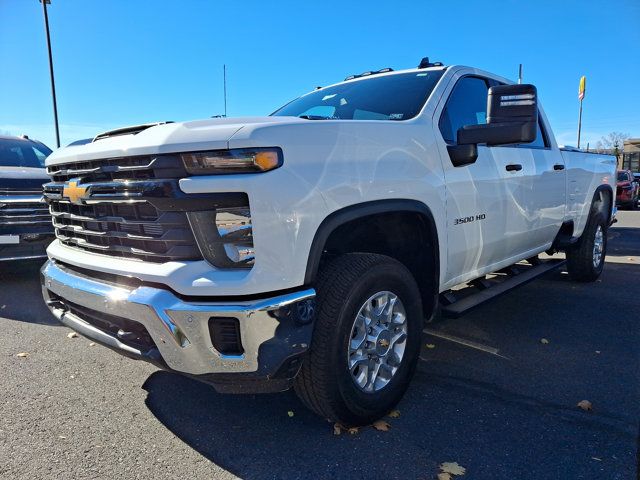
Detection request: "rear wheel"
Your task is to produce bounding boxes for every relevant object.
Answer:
[566,211,607,282]
[294,253,423,426]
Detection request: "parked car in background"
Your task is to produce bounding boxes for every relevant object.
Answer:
[0,135,54,262]
[616,169,639,209]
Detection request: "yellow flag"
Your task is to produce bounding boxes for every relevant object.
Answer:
[578,76,586,100]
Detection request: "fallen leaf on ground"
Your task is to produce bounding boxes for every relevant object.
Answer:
[591,457,602,461]
[16,352,29,358]
[388,410,401,418]
[540,338,549,344]
[577,400,592,411]
[287,411,294,417]
[348,427,359,435]
[440,462,466,476]
[426,344,436,349]
[89,342,96,347]
[372,420,390,432]
[438,474,452,480]
[595,350,600,354]
[67,332,78,339]
[333,423,343,435]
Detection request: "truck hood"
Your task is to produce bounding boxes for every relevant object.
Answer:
[46,116,306,167]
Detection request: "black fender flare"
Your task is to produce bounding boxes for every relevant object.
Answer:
[592,184,614,224]
[303,199,440,286]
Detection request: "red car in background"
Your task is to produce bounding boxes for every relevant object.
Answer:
[616,170,639,209]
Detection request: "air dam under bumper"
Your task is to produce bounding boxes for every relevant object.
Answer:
[41,260,316,393]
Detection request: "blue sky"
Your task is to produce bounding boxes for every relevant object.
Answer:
[1,0,638,149]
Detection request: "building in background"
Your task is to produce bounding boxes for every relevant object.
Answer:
[622,139,640,172]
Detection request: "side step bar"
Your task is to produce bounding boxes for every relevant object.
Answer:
[439,258,566,318]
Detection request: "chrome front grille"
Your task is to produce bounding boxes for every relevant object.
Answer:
[44,155,202,263]
[45,155,252,266]
[0,196,50,226]
[49,200,200,262]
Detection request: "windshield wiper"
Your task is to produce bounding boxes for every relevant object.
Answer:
[298,115,334,120]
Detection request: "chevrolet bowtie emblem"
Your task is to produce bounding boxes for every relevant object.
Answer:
[62,180,88,205]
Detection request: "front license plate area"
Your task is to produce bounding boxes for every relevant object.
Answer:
[0,235,20,245]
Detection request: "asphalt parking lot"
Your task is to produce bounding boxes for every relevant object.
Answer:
[1,211,638,480]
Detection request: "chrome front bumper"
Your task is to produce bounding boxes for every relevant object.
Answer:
[41,260,316,376]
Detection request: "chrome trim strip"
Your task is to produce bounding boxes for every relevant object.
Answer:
[47,159,156,177]
[0,254,49,262]
[0,208,49,213]
[41,260,316,375]
[0,196,45,204]
[0,220,51,225]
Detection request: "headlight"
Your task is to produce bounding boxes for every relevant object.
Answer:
[181,148,283,175]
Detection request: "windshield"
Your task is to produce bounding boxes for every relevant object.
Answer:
[272,70,444,121]
[0,139,51,168]
[617,172,629,182]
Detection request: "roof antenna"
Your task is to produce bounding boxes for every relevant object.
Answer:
[518,64,523,84]
[418,57,443,69]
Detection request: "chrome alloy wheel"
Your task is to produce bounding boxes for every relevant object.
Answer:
[593,224,604,268]
[347,291,407,393]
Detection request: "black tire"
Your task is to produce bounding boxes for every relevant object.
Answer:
[565,211,607,282]
[294,253,423,426]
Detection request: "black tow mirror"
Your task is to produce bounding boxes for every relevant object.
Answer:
[448,84,539,167]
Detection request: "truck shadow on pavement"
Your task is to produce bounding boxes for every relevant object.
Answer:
[606,227,640,258]
[142,255,640,479]
[0,259,59,326]
[142,260,640,479]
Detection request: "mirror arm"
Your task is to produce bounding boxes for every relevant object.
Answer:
[447,144,478,167]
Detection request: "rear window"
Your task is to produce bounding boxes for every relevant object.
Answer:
[617,171,629,182]
[0,139,51,168]
[272,70,444,121]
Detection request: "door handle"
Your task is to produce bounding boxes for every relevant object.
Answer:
[553,164,565,171]
[505,164,522,172]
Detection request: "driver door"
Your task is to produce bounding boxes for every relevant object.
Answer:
[434,75,533,288]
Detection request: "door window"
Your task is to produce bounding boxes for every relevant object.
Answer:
[525,121,548,148]
[439,77,489,144]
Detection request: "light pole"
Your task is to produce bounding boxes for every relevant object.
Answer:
[39,0,60,148]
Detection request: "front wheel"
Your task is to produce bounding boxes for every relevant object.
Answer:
[566,211,607,282]
[294,253,423,426]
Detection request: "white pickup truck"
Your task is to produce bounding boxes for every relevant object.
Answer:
[41,59,616,426]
